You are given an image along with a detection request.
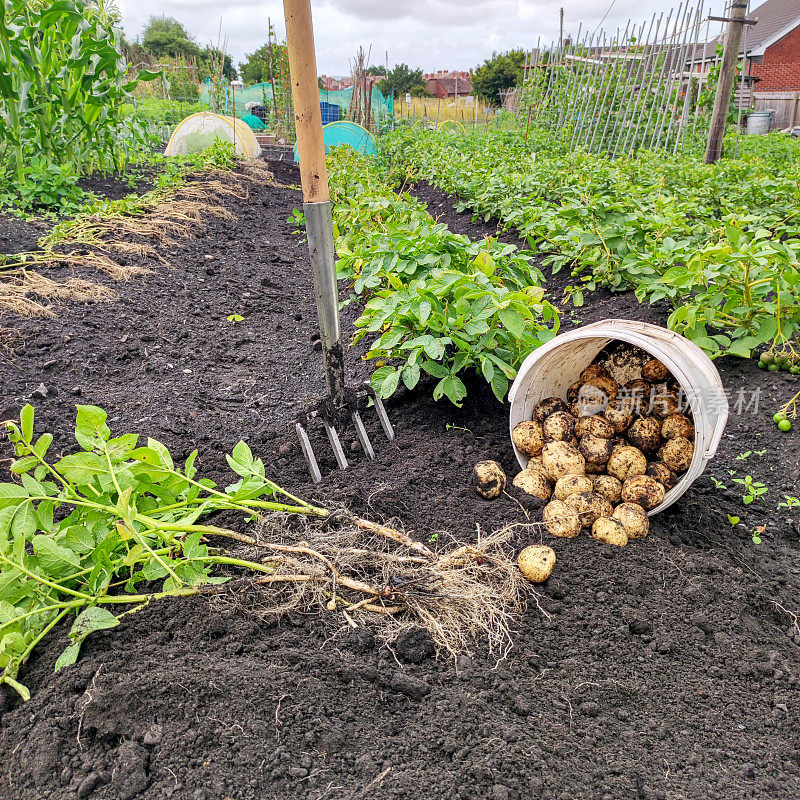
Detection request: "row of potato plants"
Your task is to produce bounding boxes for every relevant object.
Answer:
[383,128,800,360]
[322,147,560,405]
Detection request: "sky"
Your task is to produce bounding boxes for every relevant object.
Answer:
[118,0,732,76]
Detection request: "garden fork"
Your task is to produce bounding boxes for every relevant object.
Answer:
[284,0,394,483]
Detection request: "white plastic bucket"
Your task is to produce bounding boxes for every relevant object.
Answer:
[508,319,729,515]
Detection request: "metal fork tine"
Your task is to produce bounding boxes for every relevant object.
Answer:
[323,418,349,470]
[295,422,322,484]
[371,394,395,441]
[351,411,375,460]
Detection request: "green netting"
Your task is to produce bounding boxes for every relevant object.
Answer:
[240,113,266,131]
[199,81,393,130]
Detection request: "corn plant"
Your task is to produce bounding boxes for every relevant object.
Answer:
[0,0,158,206]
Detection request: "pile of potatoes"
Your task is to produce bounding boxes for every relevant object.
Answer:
[509,355,695,547]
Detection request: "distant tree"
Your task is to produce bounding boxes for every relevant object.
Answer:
[379,63,427,99]
[366,65,385,76]
[141,16,200,60]
[410,84,432,98]
[200,46,237,82]
[240,43,270,86]
[472,50,527,106]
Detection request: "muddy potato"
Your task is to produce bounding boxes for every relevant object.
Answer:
[575,383,609,417]
[532,397,569,423]
[627,416,662,454]
[579,433,614,465]
[646,462,677,489]
[585,375,619,403]
[641,358,670,382]
[517,545,557,583]
[621,475,665,510]
[554,474,594,501]
[512,420,545,457]
[592,474,623,504]
[543,499,582,538]
[651,387,681,420]
[474,460,507,499]
[591,517,629,547]
[542,441,586,480]
[661,413,695,441]
[543,410,576,442]
[525,454,553,482]
[567,381,583,405]
[623,379,652,415]
[574,415,615,439]
[603,401,635,433]
[612,502,650,539]
[606,446,648,481]
[565,491,613,527]
[512,469,552,500]
[661,436,694,472]
[580,364,610,382]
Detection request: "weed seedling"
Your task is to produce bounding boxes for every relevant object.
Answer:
[730,474,768,505]
[227,314,244,324]
[778,495,800,510]
[710,476,727,490]
[727,514,740,527]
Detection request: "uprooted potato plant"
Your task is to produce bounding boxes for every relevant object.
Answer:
[0,405,535,700]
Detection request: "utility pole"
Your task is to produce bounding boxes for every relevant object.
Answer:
[704,2,748,164]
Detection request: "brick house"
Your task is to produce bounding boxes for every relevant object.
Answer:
[705,0,800,127]
[423,70,473,99]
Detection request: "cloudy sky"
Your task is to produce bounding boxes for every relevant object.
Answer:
[118,0,731,76]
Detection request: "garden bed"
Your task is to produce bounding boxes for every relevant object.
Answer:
[0,160,798,800]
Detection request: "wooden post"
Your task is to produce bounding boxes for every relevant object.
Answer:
[283,0,329,203]
[704,2,747,164]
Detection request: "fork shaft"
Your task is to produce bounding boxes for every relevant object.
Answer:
[304,200,346,406]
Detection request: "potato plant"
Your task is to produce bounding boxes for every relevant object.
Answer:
[0,405,326,700]
[383,128,800,360]
[327,147,559,405]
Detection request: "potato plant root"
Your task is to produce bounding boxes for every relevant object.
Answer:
[0,163,798,800]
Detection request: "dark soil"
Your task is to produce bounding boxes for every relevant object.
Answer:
[0,161,798,800]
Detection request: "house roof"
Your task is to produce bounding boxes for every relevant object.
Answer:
[707,0,800,56]
[427,76,473,94]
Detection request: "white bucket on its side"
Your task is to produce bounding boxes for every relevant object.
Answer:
[508,319,729,515]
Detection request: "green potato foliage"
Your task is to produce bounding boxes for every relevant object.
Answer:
[383,128,800,359]
[0,404,326,700]
[326,146,559,406]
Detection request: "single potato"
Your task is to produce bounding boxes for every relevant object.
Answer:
[543,499,582,538]
[592,474,623,504]
[542,441,586,480]
[575,415,615,439]
[612,502,649,539]
[565,491,613,527]
[606,446,648,481]
[554,474,594,501]
[473,460,507,499]
[646,462,677,489]
[580,364,610,382]
[641,358,670,382]
[661,436,694,472]
[517,545,557,583]
[591,517,628,547]
[525,454,553,482]
[532,397,569,423]
[603,402,635,433]
[651,388,682,419]
[621,474,665,510]
[579,434,614,464]
[661,413,695,441]
[627,416,662,453]
[513,469,552,500]
[512,420,546,457]
[543,410,576,442]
